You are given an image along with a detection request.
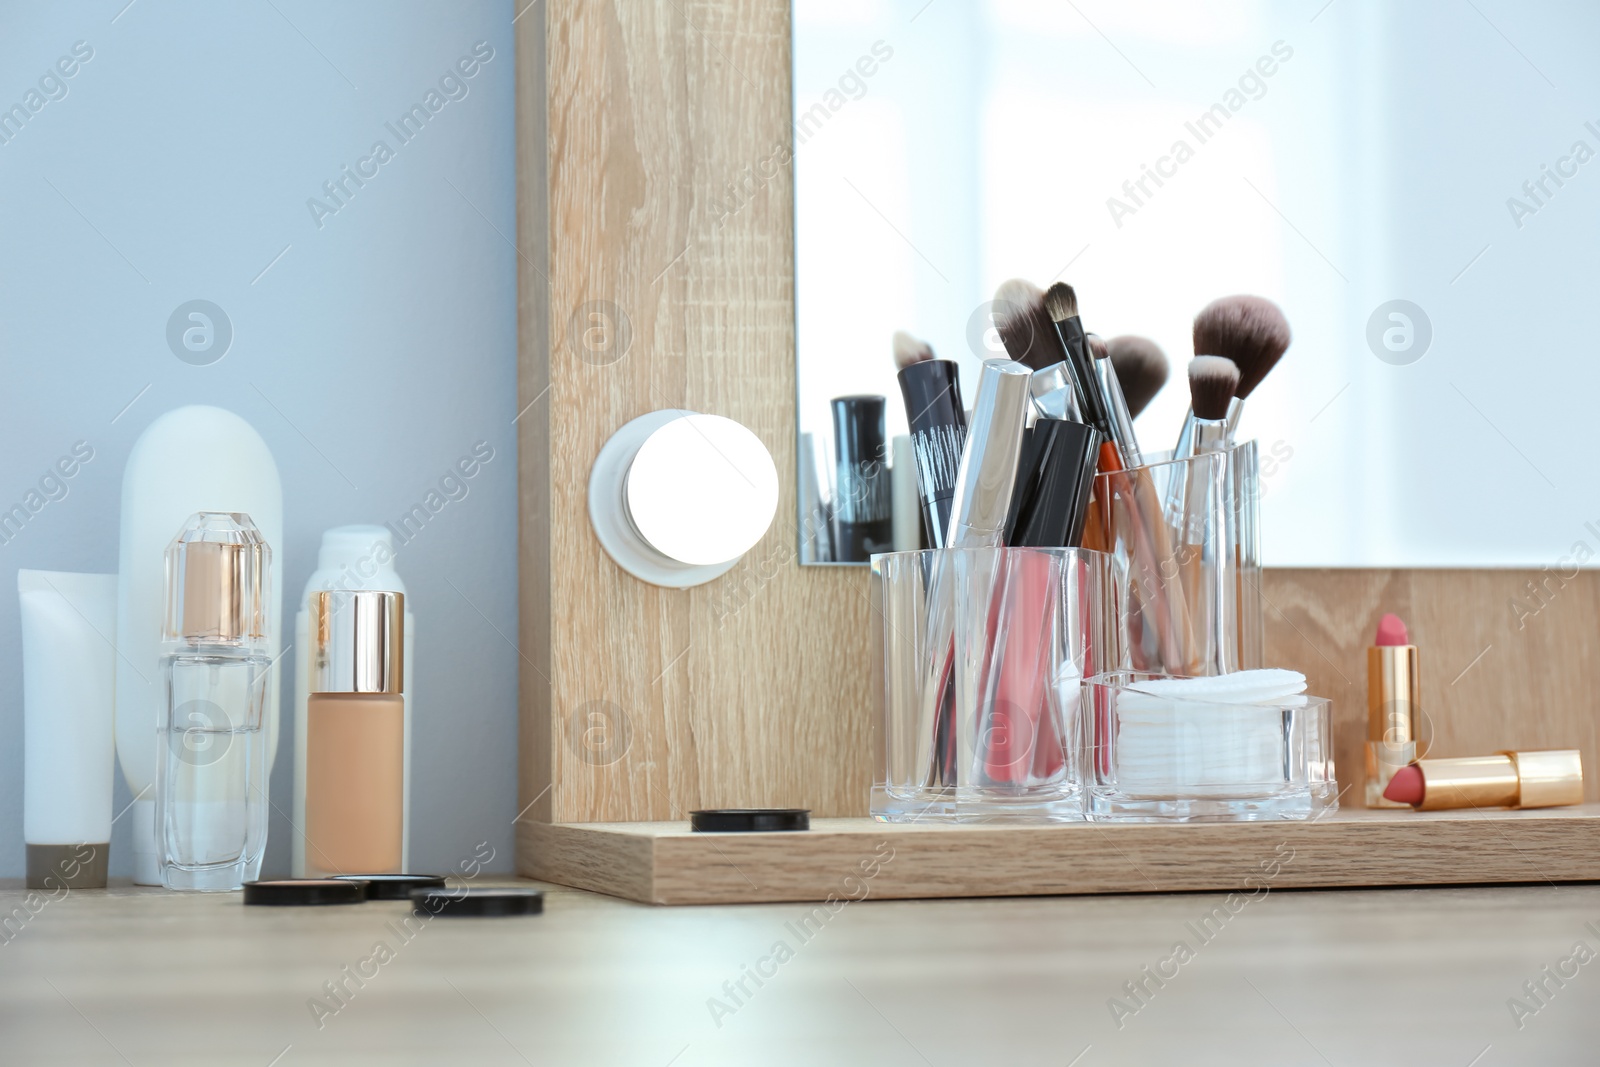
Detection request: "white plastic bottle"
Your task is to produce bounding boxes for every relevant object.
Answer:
[292,526,415,876]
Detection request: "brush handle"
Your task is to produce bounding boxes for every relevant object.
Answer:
[1089,443,1191,674]
[1093,356,1143,468]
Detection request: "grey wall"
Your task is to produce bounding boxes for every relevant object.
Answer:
[0,0,519,876]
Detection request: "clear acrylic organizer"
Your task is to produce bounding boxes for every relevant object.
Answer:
[1083,671,1336,821]
[1086,441,1263,677]
[871,547,1120,822]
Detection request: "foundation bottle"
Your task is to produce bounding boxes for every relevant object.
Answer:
[292,526,415,876]
[305,590,405,876]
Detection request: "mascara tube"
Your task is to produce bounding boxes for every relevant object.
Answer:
[895,359,967,549]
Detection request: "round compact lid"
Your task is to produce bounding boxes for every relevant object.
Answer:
[333,873,446,900]
[243,879,367,906]
[624,413,779,567]
[411,887,545,917]
[690,808,811,833]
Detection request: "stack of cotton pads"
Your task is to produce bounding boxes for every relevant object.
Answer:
[1111,669,1309,794]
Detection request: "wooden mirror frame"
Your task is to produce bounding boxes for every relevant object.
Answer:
[514,2,1600,893]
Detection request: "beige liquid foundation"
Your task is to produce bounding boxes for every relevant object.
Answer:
[305,590,405,877]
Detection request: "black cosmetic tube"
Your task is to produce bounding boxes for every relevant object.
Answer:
[830,395,894,561]
[894,360,967,549]
[1005,418,1101,548]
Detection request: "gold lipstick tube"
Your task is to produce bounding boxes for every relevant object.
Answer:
[1366,642,1421,807]
[1410,750,1583,811]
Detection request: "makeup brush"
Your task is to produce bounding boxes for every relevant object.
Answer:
[892,331,967,550]
[993,279,1063,373]
[993,279,1079,422]
[1186,356,1241,454]
[1194,295,1291,404]
[1046,282,1188,671]
[1175,295,1291,457]
[1089,333,1143,468]
[1042,283,1117,458]
[1106,335,1168,419]
[892,330,933,370]
[1179,356,1245,675]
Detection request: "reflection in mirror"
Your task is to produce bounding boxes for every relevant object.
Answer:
[794,0,1600,565]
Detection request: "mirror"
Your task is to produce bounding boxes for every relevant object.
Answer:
[794,0,1600,566]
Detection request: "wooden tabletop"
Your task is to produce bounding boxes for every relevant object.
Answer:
[0,877,1595,1065]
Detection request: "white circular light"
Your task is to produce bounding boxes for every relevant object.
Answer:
[625,414,778,566]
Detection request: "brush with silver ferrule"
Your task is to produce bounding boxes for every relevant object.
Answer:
[1173,295,1291,459]
[1107,335,1168,419]
[993,279,1079,422]
[1048,284,1189,670]
[1187,356,1241,454]
[1090,332,1143,468]
[1043,283,1118,466]
[1179,356,1245,673]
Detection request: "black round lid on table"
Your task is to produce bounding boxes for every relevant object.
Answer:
[243,879,367,906]
[690,808,810,833]
[334,874,447,900]
[411,887,545,917]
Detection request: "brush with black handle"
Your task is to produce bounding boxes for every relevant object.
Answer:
[1044,281,1189,672]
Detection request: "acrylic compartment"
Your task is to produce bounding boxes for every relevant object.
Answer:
[1083,672,1336,821]
[871,546,1120,822]
[1086,441,1262,677]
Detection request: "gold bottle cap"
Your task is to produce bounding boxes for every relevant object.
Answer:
[311,590,404,694]
[163,512,271,643]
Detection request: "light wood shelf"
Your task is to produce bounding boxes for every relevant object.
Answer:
[520,806,1600,905]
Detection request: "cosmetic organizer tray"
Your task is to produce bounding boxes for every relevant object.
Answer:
[521,806,1600,905]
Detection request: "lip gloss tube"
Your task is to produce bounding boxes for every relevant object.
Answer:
[305,590,406,876]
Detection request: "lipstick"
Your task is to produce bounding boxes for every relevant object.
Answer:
[1383,750,1583,810]
[1366,612,1421,808]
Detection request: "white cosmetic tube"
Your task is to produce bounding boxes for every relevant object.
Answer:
[18,570,118,890]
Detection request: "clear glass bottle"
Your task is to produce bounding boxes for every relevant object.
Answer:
[156,512,272,891]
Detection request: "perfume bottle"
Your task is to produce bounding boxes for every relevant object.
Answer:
[156,512,272,891]
[305,589,405,876]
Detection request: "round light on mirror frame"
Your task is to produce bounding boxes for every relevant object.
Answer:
[589,410,780,588]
